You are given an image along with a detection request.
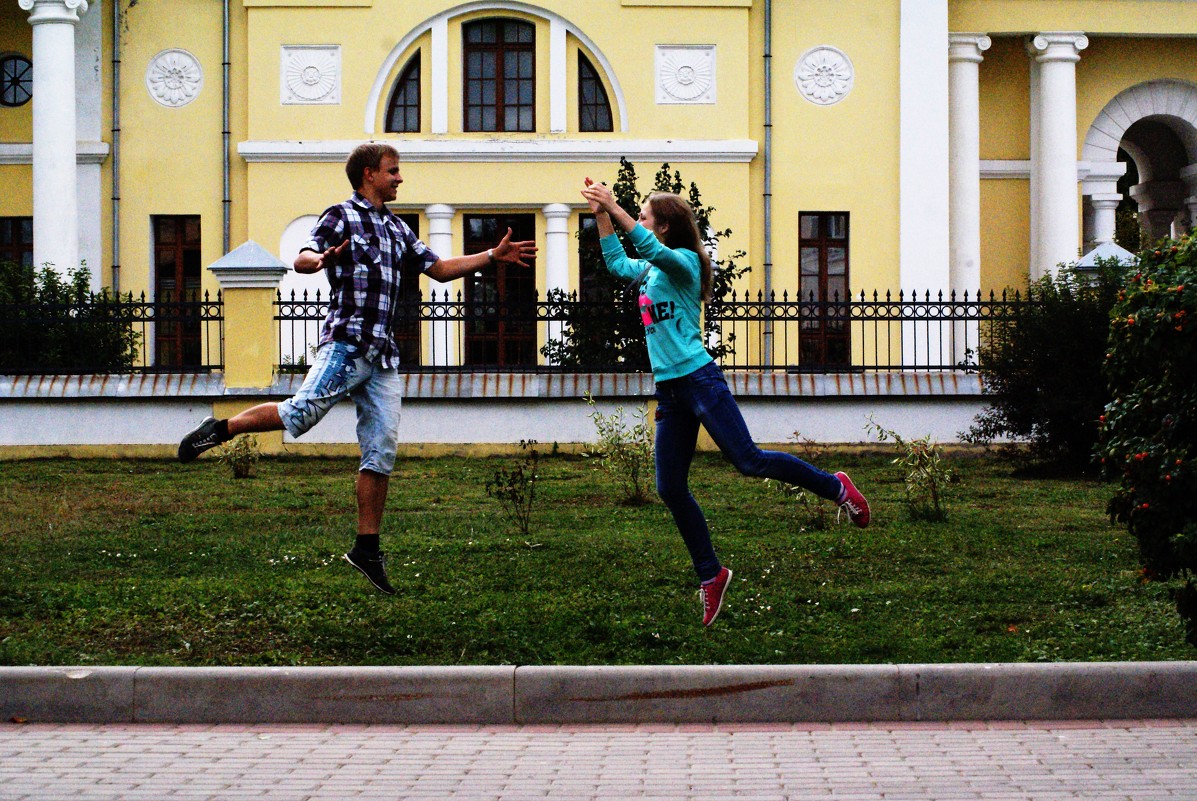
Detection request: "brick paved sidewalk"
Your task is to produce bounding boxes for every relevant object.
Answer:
[2,719,1195,800]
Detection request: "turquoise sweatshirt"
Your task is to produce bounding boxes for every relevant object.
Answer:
[599,223,713,381]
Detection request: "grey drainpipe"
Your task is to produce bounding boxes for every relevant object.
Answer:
[763,0,774,348]
[110,0,121,294]
[222,0,231,254]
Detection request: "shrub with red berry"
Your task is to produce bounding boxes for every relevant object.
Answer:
[1099,234,1197,646]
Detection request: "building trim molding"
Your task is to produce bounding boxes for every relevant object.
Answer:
[978,160,1136,181]
[238,138,758,163]
[0,141,109,165]
[980,159,1030,179]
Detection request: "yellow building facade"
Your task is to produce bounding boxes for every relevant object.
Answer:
[4,0,1197,358]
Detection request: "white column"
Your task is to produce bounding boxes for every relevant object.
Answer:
[21,0,88,276]
[948,33,989,368]
[899,0,951,296]
[1028,32,1088,278]
[1026,47,1041,275]
[900,0,950,368]
[549,19,567,133]
[542,203,572,366]
[1080,161,1126,252]
[430,17,448,134]
[542,204,571,293]
[948,33,990,295]
[1130,181,1185,241]
[76,1,103,289]
[1089,194,1121,245]
[425,204,459,366]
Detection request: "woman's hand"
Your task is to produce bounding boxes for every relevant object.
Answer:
[581,177,616,215]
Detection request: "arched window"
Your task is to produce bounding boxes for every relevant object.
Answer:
[385,53,421,133]
[578,53,612,132]
[464,18,534,132]
[0,55,33,107]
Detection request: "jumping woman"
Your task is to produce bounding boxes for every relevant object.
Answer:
[580,177,870,626]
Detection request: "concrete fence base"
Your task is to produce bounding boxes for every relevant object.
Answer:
[4,662,1196,724]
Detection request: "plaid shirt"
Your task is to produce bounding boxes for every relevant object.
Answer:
[302,192,440,368]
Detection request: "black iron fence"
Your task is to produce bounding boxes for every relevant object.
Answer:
[277,288,1027,374]
[0,288,1031,377]
[0,291,224,375]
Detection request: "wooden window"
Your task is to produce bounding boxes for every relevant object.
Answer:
[463,213,536,366]
[385,53,421,133]
[464,19,534,132]
[578,53,612,132]
[0,217,33,268]
[798,212,850,367]
[152,215,202,368]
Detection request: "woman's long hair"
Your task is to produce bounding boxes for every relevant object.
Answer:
[645,192,713,301]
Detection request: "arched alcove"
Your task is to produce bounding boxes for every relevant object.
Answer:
[1082,79,1197,245]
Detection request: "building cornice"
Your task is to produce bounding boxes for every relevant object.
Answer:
[237,138,759,163]
[0,141,109,165]
[980,160,1127,181]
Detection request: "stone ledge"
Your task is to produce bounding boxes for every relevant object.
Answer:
[4,662,1194,724]
[1,371,982,400]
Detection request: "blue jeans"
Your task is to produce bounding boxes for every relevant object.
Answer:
[278,340,403,475]
[654,361,844,581]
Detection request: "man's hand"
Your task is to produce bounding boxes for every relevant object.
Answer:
[294,239,349,274]
[490,227,538,268]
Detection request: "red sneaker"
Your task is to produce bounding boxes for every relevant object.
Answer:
[700,567,732,626]
[835,471,870,528]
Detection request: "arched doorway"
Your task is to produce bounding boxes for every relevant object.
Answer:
[1082,79,1197,251]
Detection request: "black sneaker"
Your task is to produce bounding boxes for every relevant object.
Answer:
[178,416,223,463]
[344,548,397,595]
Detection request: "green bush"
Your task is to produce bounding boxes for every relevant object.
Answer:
[0,260,140,373]
[764,431,834,531]
[1099,233,1197,647]
[867,417,955,522]
[216,434,261,479]
[582,392,655,506]
[485,440,541,536]
[964,262,1124,472]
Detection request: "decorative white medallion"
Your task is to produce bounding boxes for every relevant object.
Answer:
[281,45,341,105]
[794,45,854,106]
[146,49,203,108]
[655,45,715,105]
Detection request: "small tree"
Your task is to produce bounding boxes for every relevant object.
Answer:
[540,158,750,370]
[764,431,834,530]
[1099,233,1197,646]
[582,392,655,506]
[215,434,262,479]
[0,261,140,373]
[541,159,649,370]
[867,417,954,522]
[485,440,541,536]
[963,262,1124,472]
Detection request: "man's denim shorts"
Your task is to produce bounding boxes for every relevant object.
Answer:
[278,340,402,475]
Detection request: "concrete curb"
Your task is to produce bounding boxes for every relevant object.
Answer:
[3,662,1196,724]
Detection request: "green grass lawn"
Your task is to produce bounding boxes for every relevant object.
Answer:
[0,452,1191,666]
